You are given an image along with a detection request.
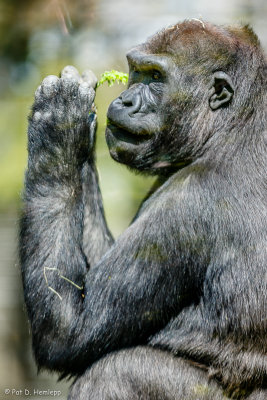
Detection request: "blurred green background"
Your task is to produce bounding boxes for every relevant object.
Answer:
[0,0,266,398]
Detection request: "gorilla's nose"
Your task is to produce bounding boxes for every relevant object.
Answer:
[120,88,141,115]
[107,85,143,126]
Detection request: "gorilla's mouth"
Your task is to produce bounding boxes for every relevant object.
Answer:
[106,122,151,145]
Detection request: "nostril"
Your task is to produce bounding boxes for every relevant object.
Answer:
[121,99,133,107]
[123,100,133,107]
[120,91,141,114]
[121,92,133,107]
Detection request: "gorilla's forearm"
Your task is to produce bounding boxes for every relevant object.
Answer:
[81,162,114,267]
[19,68,115,372]
[20,158,112,293]
[24,67,113,268]
[20,165,87,367]
[20,163,112,373]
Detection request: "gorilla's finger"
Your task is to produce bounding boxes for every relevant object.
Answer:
[41,75,60,97]
[81,70,98,89]
[61,65,80,81]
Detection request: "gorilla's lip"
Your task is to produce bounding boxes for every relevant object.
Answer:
[106,122,151,145]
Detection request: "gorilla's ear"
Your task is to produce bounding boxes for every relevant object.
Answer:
[209,71,234,110]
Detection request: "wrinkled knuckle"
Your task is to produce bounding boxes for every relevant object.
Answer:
[88,87,96,103]
[32,111,42,122]
[34,85,42,100]
[32,110,52,122]
[61,65,80,81]
[42,75,59,86]
[78,81,92,98]
[43,111,52,120]
[81,70,97,89]
[61,76,79,90]
[42,75,60,96]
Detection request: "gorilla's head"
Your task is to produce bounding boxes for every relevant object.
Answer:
[106,20,264,175]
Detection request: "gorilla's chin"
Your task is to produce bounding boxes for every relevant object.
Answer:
[105,124,156,169]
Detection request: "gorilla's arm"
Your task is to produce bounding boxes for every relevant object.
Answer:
[81,161,114,266]
[20,66,202,375]
[19,69,115,371]
[21,167,200,375]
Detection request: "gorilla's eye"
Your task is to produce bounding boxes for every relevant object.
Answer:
[152,71,161,80]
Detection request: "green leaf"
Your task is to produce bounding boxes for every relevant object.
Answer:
[97,70,129,88]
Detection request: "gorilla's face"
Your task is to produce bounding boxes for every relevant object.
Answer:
[106,40,235,175]
[106,48,181,174]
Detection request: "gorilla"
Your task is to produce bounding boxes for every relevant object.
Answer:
[19,20,267,399]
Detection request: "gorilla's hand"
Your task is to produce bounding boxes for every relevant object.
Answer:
[28,66,97,169]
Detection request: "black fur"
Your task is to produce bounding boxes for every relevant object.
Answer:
[20,21,267,399]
